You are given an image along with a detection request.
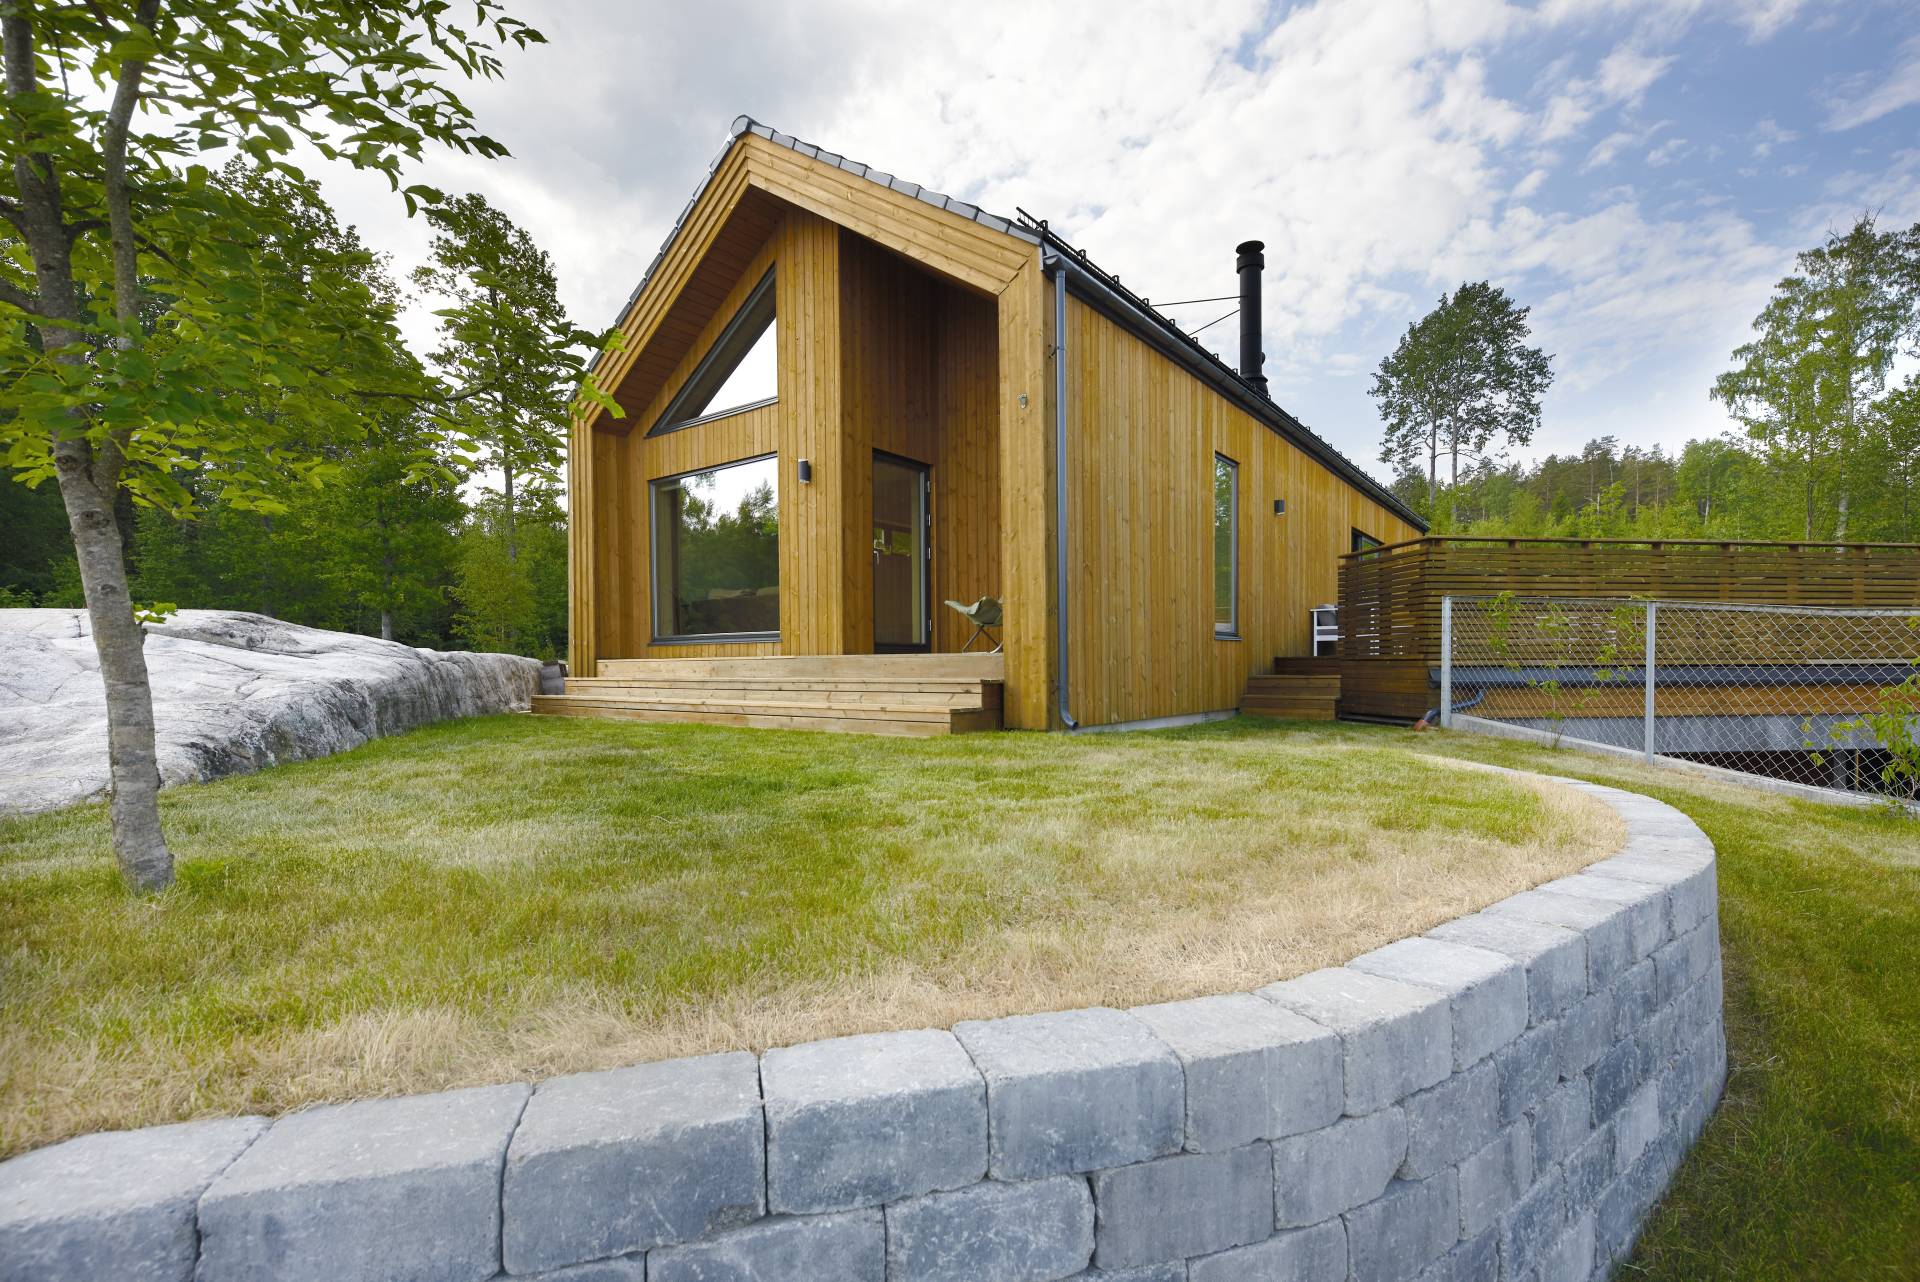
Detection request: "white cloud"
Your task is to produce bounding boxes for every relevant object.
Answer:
[1822,33,1920,131]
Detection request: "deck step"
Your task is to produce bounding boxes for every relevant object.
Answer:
[534,655,1004,735]
[1241,673,1340,721]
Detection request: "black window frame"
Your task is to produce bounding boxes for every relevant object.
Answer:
[647,452,782,645]
[1213,452,1240,639]
[647,269,778,437]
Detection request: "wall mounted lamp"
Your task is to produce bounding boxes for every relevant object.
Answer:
[798,459,813,483]
[1273,498,1286,515]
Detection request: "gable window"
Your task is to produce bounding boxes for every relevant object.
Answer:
[1214,453,1238,637]
[650,270,777,436]
[650,454,780,642]
[1351,528,1383,554]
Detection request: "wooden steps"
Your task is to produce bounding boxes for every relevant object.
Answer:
[532,653,1005,736]
[1240,672,1340,721]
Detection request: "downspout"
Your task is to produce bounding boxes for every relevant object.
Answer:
[1045,251,1078,729]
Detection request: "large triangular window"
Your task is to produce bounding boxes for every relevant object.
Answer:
[650,269,777,435]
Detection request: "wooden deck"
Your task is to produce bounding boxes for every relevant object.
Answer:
[531,653,1005,736]
[1336,536,1920,722]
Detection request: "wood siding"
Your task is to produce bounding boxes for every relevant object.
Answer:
[1060,296,1419,727]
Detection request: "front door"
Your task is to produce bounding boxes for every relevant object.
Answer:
[872,452,931,652]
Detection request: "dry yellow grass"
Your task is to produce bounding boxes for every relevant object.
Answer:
[0,715,1620,1156]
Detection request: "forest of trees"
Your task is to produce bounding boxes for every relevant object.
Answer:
[1,168,578,661]
[1385,215,1920,545]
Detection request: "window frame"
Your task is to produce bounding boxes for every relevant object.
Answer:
[1213,452,1240,639]
[647,269,778,437]
[1351,528,1383,554]
[647,452,782,645]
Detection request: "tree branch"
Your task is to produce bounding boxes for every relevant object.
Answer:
[0,275,40,314]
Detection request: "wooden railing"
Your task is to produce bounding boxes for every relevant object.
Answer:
[1337,536,1920,664]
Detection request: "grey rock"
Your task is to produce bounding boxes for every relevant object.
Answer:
[647,1209,883,1282]
[1350,937,1526,1070]
[954,1008,1183,1179]
[1608,958,1659,1038]
[197,1083,529,1282]
[0,609,538,815]
[1459,1122,1533,1240]
[1343,1174,1460,1282]
[1129,993,1341,1151]
[1258,968,1450,1114]
[1271,1106,1405,1228]
[503,1052,763,1273]
[761,1028,984,1213]
[885,1176,1094,1282]
[1427,911,1587,1026]
[1583,852,1716,937]
[1613,1083,1661,1173]
[1652,924,1717,1006]
[1563,1121,1616,1212]
[503,1257,647,1281]
[0,1115,264,1282]
[1065,1266,1187,1282]
[1401,1060,1499,1178]
[1590,1037,1650,1122]
[1484,890,1634,989]
[1186,1220,1346,1282]
[1092,1145,1272,1269]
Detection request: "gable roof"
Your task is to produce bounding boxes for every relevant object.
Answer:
[591,115,1422,530]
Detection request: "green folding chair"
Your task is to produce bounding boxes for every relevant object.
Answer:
[945,596,1003,653]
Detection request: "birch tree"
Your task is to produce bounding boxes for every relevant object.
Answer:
[0,0,543,891]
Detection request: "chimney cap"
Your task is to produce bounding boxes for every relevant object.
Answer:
[1235,239,1265,254]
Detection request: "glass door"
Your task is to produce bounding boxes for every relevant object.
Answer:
[872,452,930,651]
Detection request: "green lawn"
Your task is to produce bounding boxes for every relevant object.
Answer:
[0,713,1607,1158]
[1415,732,1920,1281]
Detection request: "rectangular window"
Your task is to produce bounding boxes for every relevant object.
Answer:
[1351,528,1383,554]
[650,454,780,642]
[1214,453,1238,637]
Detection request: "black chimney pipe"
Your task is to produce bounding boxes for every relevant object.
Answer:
[1235,239,1267,396]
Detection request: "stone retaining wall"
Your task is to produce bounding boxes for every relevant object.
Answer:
[0,772,1725,1282]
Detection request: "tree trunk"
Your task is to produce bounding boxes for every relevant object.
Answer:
[380,609,394,642]
[55,452,173,890]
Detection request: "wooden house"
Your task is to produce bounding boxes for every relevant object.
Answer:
[546,117,1424,734]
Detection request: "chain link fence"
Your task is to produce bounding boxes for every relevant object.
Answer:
[1438,595,1920,805]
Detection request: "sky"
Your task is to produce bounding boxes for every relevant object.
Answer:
[319,0,1920,487]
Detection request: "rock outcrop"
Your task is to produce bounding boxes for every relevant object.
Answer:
[0,609,540,815]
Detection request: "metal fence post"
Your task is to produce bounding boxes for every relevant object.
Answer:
[1439,596,1453,729]
[1643,601,1657,764]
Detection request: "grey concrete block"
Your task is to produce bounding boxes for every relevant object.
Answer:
[1613,1083,1661,1173]
[1271,1106,1405,1228]
[1459,1121,1533,1239]
[1092,1145,1272,1269]
[1130,994,1341,1151]
[1541,873,1668,960]
[1416,1228,1497,1282]
[1493,1022,1561,1125]
[1186,1220,1346,1282]
[509,1256,647,1281]
[1531,1209,1595,1282]
[1591,1036,1650,1122]
[198,1083,528,1282]
[1484,890,1633,989]
[1531,1077,1592,1171]
[1402,1060,1499,1178]
[1428,911,1586,1026]
[1350,937,1527,1070]
[1563,1121,1615,1212]
[885,1175,1094,1282]
[647,1209,883,1282]
[1343,1174,1460,1282]
[1497,1170,1566,1279]
[761,1028,984,1213]
[1556,990,1614,1079]
[503,1052,763,1273]
[1612,955,1657,1029]
[1583,853,1716,936]
[1065,1266,1186,1282]
[0,1115,264,1282]
[1258,968,1450,1114]
[955,1008,1183,1179]
[1652,924,1717,1006]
